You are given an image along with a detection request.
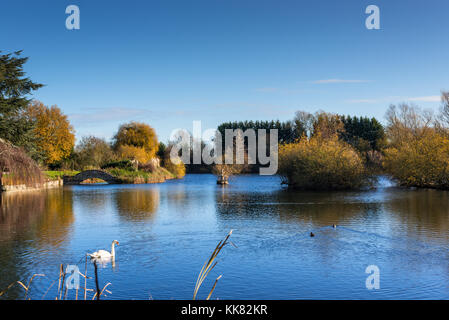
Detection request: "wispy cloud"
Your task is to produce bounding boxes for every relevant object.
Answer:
[407,96,441,102]
[346,95,442,104]
[311,79,371,84]
[68,106,188,126]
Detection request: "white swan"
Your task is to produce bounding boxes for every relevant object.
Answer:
[88,240,119,260]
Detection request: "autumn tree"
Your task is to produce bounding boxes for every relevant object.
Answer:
[436,91,449,137]
[25,101,75,166]
[113,122,158,163]
[161,143,186,178]
[278,134,368,190]
[0,51,43,151]
[75,136,115,169]
[385,103,434,147]
[384,101,449,189]
[293,111,315,138]
[312,112,345,139]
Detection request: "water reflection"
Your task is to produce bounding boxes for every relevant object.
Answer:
[214,187,377,226]
[114,187,160,221]
[385,189,449,242]
[0,189,74,299]
[0,191,45,241]
[1,175,449,300]
[0,189,74,244]
[273,190,383,226]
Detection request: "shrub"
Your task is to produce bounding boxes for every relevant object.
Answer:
[383,130,449,189]
[164,158,186,178]
[116,145,150,164]
[160,144,186,178]
[101,160,136,171]
[278,135,369,190]
[138,162,157,173]
[383,101,449,189]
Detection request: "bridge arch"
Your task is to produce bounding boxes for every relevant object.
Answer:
[63,170,123,185]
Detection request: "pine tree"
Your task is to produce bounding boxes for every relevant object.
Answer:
[0,51,43,149]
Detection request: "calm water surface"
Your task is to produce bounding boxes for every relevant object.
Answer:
[1,174,448,299]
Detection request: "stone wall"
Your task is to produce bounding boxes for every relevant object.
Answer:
[1,179,63,192]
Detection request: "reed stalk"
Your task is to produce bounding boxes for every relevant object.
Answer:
[93,261,100,300]
[193,230,233,300]
[17,274,45,300]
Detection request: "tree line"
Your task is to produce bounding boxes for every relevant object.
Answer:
[0,51,184,181]
[216,112,385,170]
[216,95,449,190]
[2,50,449,190]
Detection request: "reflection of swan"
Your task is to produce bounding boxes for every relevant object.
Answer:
[88,240,119,260]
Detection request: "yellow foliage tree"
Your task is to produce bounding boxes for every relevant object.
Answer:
[113,122,158,162]
[278,134,368,190]
[117,145,151,164]
[383,130,449,188]
[383,102,449,189]
[26,101,75,165]
[114,122,159,159]
[161,144,186,178]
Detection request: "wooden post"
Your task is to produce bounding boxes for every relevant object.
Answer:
[93,261,100,300]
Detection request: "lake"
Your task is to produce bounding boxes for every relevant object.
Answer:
[1,174,448,300]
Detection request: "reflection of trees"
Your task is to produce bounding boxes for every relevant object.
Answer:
[273,191,378,226]
[0,189,74,299]
[0,189,74,244]
[215,186,449,242]
[37,189,75,246]
[163,184,189,214]
[215,188,254,217]
[0,191,45,241]
[215,188,372,226]
[114,188,160,221]
[385,189,449,241]
[76,189,109,213]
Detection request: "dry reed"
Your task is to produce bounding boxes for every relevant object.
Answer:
[193,230,233,300]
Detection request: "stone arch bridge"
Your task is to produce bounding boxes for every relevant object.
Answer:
[63,170,123,185]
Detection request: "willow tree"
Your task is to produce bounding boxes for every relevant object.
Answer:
[0,138,43,187]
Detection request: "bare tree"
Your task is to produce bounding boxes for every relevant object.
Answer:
[385,103,434,145]
[294,111,315,137]
[437,91,449,135]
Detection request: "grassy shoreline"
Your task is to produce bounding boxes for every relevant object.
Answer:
[44,171,79,180]
[106,167,179,184]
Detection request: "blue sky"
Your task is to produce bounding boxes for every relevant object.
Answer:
[1,0,448,143]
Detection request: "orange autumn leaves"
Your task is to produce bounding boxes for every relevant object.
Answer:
[113,122,159,164]
[26,101,75,165]
[23,102,161,169]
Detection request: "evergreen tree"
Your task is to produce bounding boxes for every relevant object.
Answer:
[0,51,43,149]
